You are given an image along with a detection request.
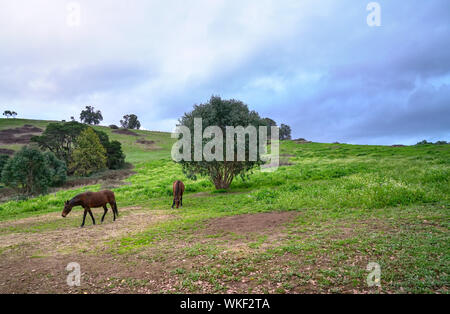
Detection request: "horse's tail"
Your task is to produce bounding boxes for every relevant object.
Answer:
[109,192,119,216]
[113,201,119,216]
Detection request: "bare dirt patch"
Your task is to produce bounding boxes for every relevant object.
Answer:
[0,125,43,144]
[293,138,312,144]
[0,207,174,255]
[0,207,178,293]
[136,139,155,145]
[136,138,161,150]
[0,251,172,293]
[203,211,300,234]
[112,129,139,136]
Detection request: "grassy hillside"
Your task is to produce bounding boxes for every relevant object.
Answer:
[0,118,448,293]
[0,118,175,164]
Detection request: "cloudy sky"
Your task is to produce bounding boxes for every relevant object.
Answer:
[1,0,449,144]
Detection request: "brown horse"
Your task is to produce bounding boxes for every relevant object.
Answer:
[62,190,118,227]
[171,180,185,209]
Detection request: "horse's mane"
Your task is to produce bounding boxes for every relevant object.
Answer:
[69,194,83,206]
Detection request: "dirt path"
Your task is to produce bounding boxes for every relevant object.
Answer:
[0,207,175,255]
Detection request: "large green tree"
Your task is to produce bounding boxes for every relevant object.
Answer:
[31,121,87,165]
[1,147,66,195]
[176,96,270,189]
[70,128,107,176]
[80,106,103,125]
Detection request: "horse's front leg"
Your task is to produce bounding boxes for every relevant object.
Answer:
[81,209,87,227]
[87,208,96,225]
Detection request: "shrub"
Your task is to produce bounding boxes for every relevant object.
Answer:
[43,152,67,186]
[1,147,61,195]
[105,140,126,169]
[93,129,125,170]
[70,128,107,176]
[109,124,119,129]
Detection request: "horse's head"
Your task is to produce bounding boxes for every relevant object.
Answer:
[61,200,73,217]
[174,196,181,209]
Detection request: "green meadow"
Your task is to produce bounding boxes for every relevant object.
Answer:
[0,118,448,293]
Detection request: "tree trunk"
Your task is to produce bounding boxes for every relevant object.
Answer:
[213,178,231,189]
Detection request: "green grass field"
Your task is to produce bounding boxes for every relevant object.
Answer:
[0,118,448,294]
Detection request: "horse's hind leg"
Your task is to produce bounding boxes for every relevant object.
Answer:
[87,208,96,225]
[110,202,116,221]
[81,209,87,227]
[101,205,108,223]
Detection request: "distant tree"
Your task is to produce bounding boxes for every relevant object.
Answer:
[120,114,141,129]
[3,110,12,118]
[0,147,63,195]
[70,116,75,121]
[31,121,87,165]
[176,96,267,189]
[80,106,103,125]
[11,111,17,118]
[70,128,107,176]
[262,118,276,127]
[417,140,448,145]
[262,117,277,138]
[109,124,119,129]
[279,124,292,140]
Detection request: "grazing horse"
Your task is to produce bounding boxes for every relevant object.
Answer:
[62,190,119,227]
[171,180,185,209]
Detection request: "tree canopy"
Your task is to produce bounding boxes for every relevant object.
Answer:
[70,128,107,176]
[31,121,87,165]
[1,147,66,195]
[176,96,270,189]
[280,124,292,140]
[80,106,103,125]
[2,110,17,118]
[120,114,141,129]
